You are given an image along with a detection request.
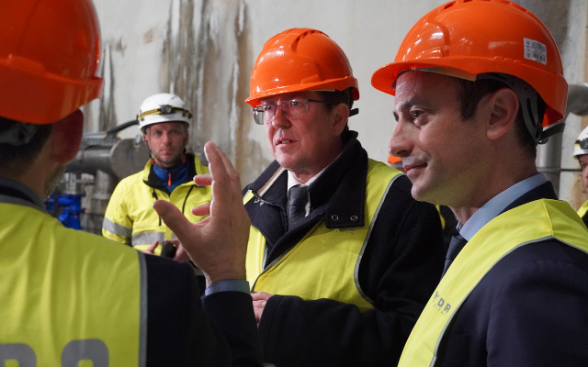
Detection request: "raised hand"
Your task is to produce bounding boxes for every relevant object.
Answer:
[153,141,250,286]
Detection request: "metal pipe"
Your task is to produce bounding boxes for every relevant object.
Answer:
[66,134,149,180]
[567,83,588,117]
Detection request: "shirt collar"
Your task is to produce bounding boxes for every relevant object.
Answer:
[286,150,343,191]
[287,165,325,191]
[459,173,547,241]
[0,177,47,212]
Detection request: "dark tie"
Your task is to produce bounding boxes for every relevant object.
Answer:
[288,185,309,229]
[442,234,468,276]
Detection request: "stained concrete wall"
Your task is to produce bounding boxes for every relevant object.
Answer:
[87,0,588,201]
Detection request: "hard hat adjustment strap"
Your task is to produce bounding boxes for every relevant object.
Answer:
[539,122,565,144]
[137,105,193,121]
[576,137,588,150]
[0,121,39,146]
[477,73,548,145]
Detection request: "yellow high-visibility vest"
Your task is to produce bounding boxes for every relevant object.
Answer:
[0,201,146,365]
[244,159,402,313]
[399,199,588,367]
[577,199,588,221]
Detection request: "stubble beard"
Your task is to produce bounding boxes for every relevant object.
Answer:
[44,165,66,198]
[153,150,184,169]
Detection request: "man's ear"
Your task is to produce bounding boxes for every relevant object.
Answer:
[485,88,519,141]
[50,109,84,164]
[331,103,350,136]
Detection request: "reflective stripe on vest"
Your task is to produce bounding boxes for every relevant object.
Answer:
[399,199,588,367]
[103,155,212,250]
[103,217,132,240]
[577,200,588,220]
[244,159,403,313]
[0,202,147,365]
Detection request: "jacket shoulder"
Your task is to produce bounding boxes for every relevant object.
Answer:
[388,172,415,197]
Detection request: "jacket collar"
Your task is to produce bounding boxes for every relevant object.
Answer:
[502,180,558,212]
[0,177,47,212]
[142,153,198,193]
[249,131,368,229]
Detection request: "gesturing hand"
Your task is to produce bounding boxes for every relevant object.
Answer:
[153,141,250,286]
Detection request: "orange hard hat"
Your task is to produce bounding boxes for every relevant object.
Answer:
[245,28,359,107]
[371,0,567,127]
[0,0,103,124]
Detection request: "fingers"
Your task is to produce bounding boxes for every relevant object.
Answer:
[145,240,159,255]
[207,142,243,199]
[252,299,267,327]
[203,143,231,218]
[204,142,230,186]
[251,292,272,301]
[174,244,191,262]
[166,238,181,246]
[191,202,211,217]
[193,173,212,187]
[153,200,197,243]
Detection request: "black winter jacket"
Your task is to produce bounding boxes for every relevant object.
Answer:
[243,132,446,366]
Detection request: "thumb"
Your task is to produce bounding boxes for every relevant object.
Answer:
[153,200,194,240]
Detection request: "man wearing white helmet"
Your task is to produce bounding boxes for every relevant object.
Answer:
[573,126,588,226]
[103,93,212,260]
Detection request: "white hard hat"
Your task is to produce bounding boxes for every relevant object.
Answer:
[137,93,192,132]
[574,126,588,157]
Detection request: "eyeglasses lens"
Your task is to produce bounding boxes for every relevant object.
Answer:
[252,99,308,125]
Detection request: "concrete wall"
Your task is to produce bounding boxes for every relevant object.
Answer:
[87,0,588,200]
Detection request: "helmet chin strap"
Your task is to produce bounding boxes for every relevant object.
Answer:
[476,73,565,145]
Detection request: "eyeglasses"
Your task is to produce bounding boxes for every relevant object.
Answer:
[252,98,330,125]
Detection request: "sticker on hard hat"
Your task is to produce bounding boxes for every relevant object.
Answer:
[524,38,547,65]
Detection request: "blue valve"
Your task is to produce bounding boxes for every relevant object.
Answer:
[46,193,85,230]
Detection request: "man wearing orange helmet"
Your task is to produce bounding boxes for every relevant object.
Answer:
[372,0,588,366]
[0,0,261,365]
[243,28,445,366]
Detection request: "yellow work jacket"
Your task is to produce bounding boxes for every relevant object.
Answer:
[103,154,211,253]
[0,200,146,365]
[399,199,588,367]
[244,159,402,313]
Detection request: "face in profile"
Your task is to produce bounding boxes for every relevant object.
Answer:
[389,71,489,207]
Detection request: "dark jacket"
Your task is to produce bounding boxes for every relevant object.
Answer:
[436,182,588,366]
[243,132,446,366]
[582,212,588,228]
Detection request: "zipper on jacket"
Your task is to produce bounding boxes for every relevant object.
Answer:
[152,190,162,226]
[182,185,195,214]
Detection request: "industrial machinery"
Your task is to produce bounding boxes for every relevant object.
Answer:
[46,121,149,233]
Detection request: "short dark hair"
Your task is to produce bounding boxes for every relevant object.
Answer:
[0,117,52,175]
[316,88,355,141]
[452,77,545,159]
